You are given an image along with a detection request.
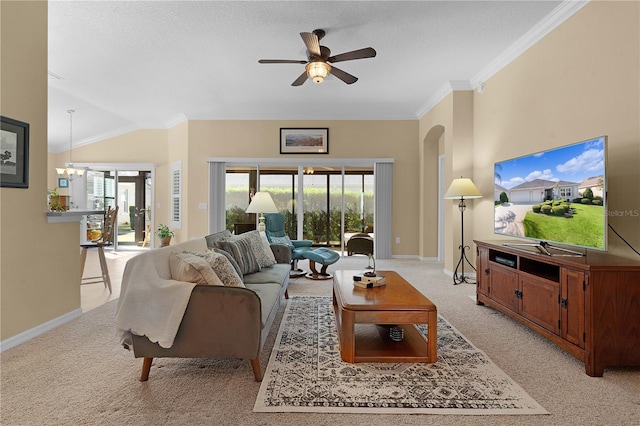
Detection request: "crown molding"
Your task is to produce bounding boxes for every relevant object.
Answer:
[470,0,590,89]
[417,0,591,118]
[449,80,473,91]
[165,113,189,128]
[177,112,416,121]
[415,80,473,118]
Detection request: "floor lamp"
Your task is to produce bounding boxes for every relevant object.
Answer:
[444,177,482,285]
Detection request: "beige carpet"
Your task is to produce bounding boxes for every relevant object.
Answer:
[1,256,639,425]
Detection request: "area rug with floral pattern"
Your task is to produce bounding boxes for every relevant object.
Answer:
[254,296,548,415]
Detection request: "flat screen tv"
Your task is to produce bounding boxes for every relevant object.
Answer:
[494,136,607,255]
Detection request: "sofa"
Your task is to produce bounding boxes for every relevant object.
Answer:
[115,229,290,382]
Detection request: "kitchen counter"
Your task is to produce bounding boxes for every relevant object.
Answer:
[46,210,104,223]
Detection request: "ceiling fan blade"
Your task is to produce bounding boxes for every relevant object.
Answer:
[259,59,307,64]
[300,32,321,57]
[328,47,377,63]
[330,66,358,85]
[291,71,308,86]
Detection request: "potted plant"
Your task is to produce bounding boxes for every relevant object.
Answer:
[156,223,174,247]
[48,187,67,212]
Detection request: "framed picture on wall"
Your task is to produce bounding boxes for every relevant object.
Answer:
[280,128,329,154]
[0,116,30,188]
[58,177,69,188]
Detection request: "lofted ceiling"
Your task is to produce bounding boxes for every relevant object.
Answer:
[48,0,585,153]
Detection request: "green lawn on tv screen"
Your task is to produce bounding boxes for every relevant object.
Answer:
[522,204,605,249]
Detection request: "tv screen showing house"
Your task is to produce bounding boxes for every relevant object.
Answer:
[494,136,607,251]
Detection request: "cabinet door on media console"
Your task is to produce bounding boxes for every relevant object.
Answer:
[561,268,585,348]
[520,274,560,335]
[489,264,520,313]
[476,246,489,297]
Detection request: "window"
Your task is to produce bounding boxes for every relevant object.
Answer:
[208,158,393,258]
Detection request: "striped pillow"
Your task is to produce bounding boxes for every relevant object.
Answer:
[227,230,276,268]
[219,238,261,275]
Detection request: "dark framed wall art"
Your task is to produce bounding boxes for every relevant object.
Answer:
[280,128,329,154]
[58,177,69,188]
[1,116,30,188]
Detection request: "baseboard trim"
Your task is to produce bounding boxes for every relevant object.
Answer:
[390,254,420,259]
[0,308,83,353]
[387,255,440,262]
[418,256,439,262]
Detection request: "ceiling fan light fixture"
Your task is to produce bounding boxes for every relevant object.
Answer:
[306,61,331,83]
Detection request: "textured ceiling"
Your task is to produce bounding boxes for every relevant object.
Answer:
[48,0,582,152]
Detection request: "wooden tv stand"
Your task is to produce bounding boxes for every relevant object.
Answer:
[474,240,640,377]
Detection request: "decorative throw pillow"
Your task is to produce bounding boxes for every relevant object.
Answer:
[219,238,261,275]
[260,233,278,266]
[184,251,244,288]
[169,252,223,286]
[213,247,243,278]
[227,230,276,268]
[269,235,294,248]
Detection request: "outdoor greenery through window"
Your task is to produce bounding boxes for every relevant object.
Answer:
[225,167,373,248]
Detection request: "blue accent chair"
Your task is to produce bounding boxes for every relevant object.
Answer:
[264,213,313,278]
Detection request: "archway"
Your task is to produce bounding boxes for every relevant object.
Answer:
[421,125,445,260]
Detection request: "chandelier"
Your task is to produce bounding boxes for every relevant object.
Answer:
[56,109,86,177]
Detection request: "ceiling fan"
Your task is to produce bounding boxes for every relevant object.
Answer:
[258,29,376,86]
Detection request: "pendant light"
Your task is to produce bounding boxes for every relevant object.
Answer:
[56,109,86,177]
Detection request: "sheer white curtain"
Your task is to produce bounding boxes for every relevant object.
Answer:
[208,161,226,232]
[374,161,393,259]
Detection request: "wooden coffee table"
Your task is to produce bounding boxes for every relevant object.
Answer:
[332,270,437,363]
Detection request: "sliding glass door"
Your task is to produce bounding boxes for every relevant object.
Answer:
[344,170,374,237]
[225,167,255,234]
[224,165,373,251]
[116,171,151,247]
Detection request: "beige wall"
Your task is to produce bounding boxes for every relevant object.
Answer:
[187,120,419,255]
[50,120,420,254]
[419,1,640,270]
[471,0,639,260]
[419,91,478,272]
[1,1,81,341]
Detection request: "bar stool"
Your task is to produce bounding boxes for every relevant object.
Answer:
[80,206,118,293]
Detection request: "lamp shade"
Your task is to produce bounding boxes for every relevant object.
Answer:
[245,192,278,214]
[444,178,482,199]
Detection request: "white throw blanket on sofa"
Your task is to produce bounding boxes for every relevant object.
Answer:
[115,239,208,349]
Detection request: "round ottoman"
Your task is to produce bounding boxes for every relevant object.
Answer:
[302,247,340,280]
